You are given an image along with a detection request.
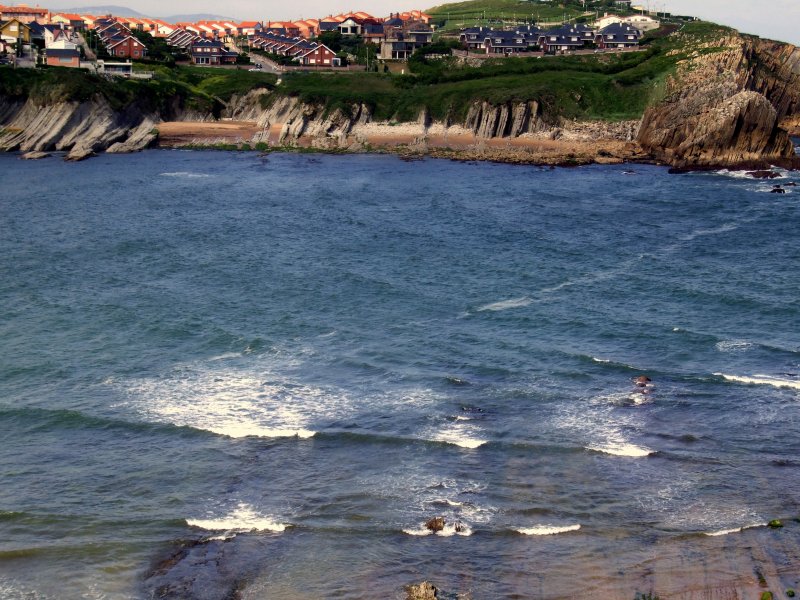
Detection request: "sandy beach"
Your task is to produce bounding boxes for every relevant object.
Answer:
[155,119,648,165]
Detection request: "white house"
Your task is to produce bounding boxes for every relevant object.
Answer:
[625,14,660,31]
[594,15,624,29]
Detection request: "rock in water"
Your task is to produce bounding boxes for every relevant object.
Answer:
[425,517,445,532]
[406,581,438,600]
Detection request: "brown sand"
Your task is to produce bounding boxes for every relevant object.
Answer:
[155,119,647,166]
[158,121,260,146]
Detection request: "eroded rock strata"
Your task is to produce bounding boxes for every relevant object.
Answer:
[637,34,800,168]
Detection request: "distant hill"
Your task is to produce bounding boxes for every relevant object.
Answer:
[163,14,238,23]
[57,5,146,16]
[52,6,238,21]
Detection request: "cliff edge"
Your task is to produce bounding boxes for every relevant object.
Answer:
[637,32,800,168]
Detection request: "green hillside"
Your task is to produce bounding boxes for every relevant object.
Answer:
[270,22,727,124]
[427,0,586,31]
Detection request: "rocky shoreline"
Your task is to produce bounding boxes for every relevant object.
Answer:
[2,30,800,170]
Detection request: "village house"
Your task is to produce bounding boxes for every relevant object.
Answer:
[0,18,31,47]
[237,21,262,36]
[626,14,660,31]
[595,22,641,48]
[295,42,336,65]
[167,28,201,49]
[0,4,49,24]
[190,38,237,64]
[51,13,86,31]
[106,34,147,59]
[379,24,432,60]
[46,47,80,67]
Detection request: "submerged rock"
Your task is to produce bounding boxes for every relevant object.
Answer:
[747,170,781,179]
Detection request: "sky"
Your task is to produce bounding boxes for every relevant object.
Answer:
[33,0,800,45]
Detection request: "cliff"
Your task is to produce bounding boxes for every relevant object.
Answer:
[637,33,800,168]
[0,95,159,160]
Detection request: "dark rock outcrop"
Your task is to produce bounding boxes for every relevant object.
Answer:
[425,517,445,532]
[638,35,800,168]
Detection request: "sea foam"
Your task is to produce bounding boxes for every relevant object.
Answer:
[515,524,581,536]
[117,360,349,439]
[475,296,532,312]
[187,504,289,534]
[704,522,766,537]
[587,443,654,457]
[160,171,210,178]
[403,522,473,537]
[715,373,800,391]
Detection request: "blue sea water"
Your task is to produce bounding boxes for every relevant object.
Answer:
[1,149,799,599]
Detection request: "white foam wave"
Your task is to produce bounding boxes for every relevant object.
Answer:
[429,416,488,449]
[187,504,288,534]
[592,357,611,363]
[160,171,210,178]
[680,223,738,242]
[715,373,800,391]
[429,498,464,507]
[713,169,777,180]
[516,524,581,536]
[704,522,765,537]
[117,360,349,439]
[403,522,472,537]
[476,296,532,312]
[588,442,654,457]
[715,339,753,353]
[441,437,487,449]
[208,352,242,361]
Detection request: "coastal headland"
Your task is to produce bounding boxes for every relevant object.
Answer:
[1,20,799,169]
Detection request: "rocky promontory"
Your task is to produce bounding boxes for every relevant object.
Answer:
[637,33,800,168]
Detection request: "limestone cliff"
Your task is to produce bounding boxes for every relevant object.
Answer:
[0,95,158,160]
[638,33,800,168]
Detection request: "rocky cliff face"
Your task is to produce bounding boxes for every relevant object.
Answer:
[638,34,800,168]
[0,95,158,160]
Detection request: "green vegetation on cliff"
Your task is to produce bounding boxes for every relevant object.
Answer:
[0,64,277,116]
[268,22,731,123]
[0,21,736,126]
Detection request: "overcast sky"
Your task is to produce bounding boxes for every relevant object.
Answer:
[37,0,800,45]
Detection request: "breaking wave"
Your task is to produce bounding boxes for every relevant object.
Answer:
[187,503,289,536]
[515,524,581,536]
[715,373,800,391]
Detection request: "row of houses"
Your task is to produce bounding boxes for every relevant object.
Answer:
[0,5,433,42]
[460,22,644,55]
[250,33,337,66]
[94,18,148,59]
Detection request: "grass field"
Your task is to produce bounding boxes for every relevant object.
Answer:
[427,0,585,31]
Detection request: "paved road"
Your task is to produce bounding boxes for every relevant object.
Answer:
[228,39,282,73]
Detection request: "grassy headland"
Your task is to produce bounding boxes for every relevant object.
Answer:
[267,21,731,123]
[0,19,735,126]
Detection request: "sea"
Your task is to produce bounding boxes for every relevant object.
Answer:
[1,147,799,599]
